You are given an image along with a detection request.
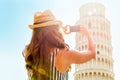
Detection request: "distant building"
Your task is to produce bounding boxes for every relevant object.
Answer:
[74,3,114,80]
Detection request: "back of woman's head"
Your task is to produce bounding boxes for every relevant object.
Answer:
[28,25,68,56]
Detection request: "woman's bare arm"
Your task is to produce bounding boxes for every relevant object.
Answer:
[65,26,96,64]
[55,26,96,73]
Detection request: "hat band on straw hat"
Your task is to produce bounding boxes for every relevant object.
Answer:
[34,20,52,25]
[29,20,62,29]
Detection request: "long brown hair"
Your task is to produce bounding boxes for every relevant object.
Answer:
[25,25,68,79]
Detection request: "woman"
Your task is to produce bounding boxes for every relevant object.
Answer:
[23,10,95,80]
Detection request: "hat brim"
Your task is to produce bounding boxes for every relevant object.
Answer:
[29,20,62,29]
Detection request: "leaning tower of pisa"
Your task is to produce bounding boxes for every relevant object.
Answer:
[74,3,114,80]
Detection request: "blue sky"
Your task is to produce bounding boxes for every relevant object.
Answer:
[0,0,120,80]
[0,0,54,80]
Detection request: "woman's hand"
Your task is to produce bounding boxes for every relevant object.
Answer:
[62,25,71,34]
[79,26,90,36]
[62,25,89,35]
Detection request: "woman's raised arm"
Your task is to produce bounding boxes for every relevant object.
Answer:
[55,26,96,73]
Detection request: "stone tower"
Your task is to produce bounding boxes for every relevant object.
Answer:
[74,3,114,80]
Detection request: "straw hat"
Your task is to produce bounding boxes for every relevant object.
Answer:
[29,10,62,29]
